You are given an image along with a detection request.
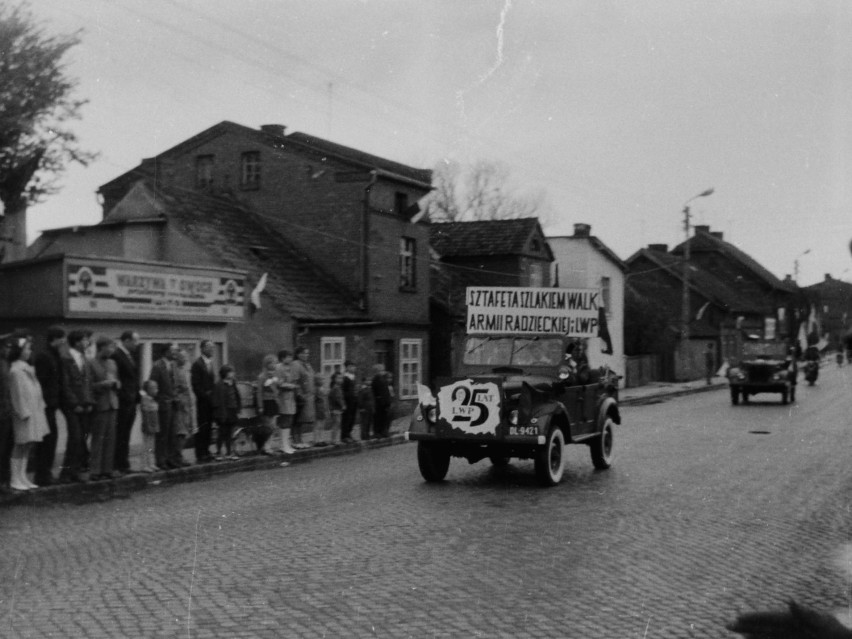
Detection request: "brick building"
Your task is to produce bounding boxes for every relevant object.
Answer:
[31,121,433,400]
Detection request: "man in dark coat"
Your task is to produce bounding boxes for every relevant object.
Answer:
[340,360,358,443]
[60,329,94,482]
[33,326,68,486]
[111,331,140,474]
[371,364,392,438]
[190,340,216,463]
[0,335,13,489]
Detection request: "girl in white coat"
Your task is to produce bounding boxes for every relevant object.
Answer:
[8,336,49,491]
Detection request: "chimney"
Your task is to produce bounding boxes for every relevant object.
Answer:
[0,204,27,262]
[710,231,723,240]
[260,124,287,137]
[648,243,668,252]
[694,225,710,235]
[784,274,793,284]
[573,223,591,238]
[826,273,833,281]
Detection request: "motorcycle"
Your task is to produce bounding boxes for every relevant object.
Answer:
[804,359,819,386]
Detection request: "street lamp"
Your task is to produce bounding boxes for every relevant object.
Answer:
[681,188,714,380]
[793,249,811,284]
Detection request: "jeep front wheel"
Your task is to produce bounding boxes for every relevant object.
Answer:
[534,427,565,486]
[417,442,450,483]
[590,417,615,470]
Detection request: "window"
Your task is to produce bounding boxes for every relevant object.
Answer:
[195,155,214,189]
[400,237,416,290]
[399,339,422,399]
[394,191,409,215]
[240,151,261,189]
[601,276,611,314]
[320,337,345,378]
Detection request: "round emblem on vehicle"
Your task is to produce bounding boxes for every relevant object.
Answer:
[437,379,501,435]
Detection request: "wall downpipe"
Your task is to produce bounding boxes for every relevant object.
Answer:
[360,170,377,311]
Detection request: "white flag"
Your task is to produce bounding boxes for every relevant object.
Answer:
[250,272,268,310]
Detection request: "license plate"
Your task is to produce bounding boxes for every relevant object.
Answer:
[509,426,538,436]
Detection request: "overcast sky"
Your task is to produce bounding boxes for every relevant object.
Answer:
[25,0,852,287]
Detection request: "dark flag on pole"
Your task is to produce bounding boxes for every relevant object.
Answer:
[598,306,613,355]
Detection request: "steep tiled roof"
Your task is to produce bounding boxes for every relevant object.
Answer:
[627,248,766,314]
[285,132,432,186]
[672,231,795,292]
[141,183,367,323]
[430,218,552,259]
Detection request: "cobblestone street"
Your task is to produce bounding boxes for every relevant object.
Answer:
[3,366,852,638]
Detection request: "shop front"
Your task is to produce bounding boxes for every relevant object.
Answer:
[0,253,246,455]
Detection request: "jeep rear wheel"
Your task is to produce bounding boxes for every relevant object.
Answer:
[417,442,450,483]
[534,427,565,486]
[590,417,615,470]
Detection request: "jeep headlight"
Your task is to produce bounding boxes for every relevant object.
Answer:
[508,409,519,425]
[425,406,437,424]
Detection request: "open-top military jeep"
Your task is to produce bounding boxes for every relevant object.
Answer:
[727,340,796,405]
[408,284,622,487]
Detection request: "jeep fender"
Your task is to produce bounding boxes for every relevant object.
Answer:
[598,396,621,426]
[532,401,573,441]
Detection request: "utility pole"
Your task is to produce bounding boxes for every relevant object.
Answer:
[680,188,714,380]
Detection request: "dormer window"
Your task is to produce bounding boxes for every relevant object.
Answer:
[196,155,214,189]
[531,238,541,252]
[241,151,261,190]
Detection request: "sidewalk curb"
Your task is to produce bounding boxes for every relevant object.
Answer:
[620,381,727,406]
[0,434,408,507]
[1,381,729,507]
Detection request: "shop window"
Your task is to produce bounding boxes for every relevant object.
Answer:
[400,237,416,291]
[399,339,422,399]
[320,337,345,378]
[240,151,261,190]
[196,155,214,189]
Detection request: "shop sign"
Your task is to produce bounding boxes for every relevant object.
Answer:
[465,286,601,336]
[67,262,244,320]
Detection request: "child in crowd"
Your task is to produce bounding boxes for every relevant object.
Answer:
[313,373,330,446]
[139,379,160,472]
[327,371,345,445]
[212,365,240,460]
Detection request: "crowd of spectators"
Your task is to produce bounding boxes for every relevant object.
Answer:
[0,327,399,493]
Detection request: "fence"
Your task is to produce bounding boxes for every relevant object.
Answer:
[624,354,661,388]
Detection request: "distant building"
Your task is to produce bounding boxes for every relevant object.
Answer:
[626,226,800,381]
[428,218,553,380]
[802,274,852,350]
[548,223,626,376]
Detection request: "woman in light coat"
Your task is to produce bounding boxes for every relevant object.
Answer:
[275,349,297,454]
[8,336,49,490]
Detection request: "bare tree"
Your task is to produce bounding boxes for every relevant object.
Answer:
[0,3,95,260]
[422,159,550,223]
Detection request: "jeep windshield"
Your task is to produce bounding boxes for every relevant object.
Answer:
[463,336,564,368]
